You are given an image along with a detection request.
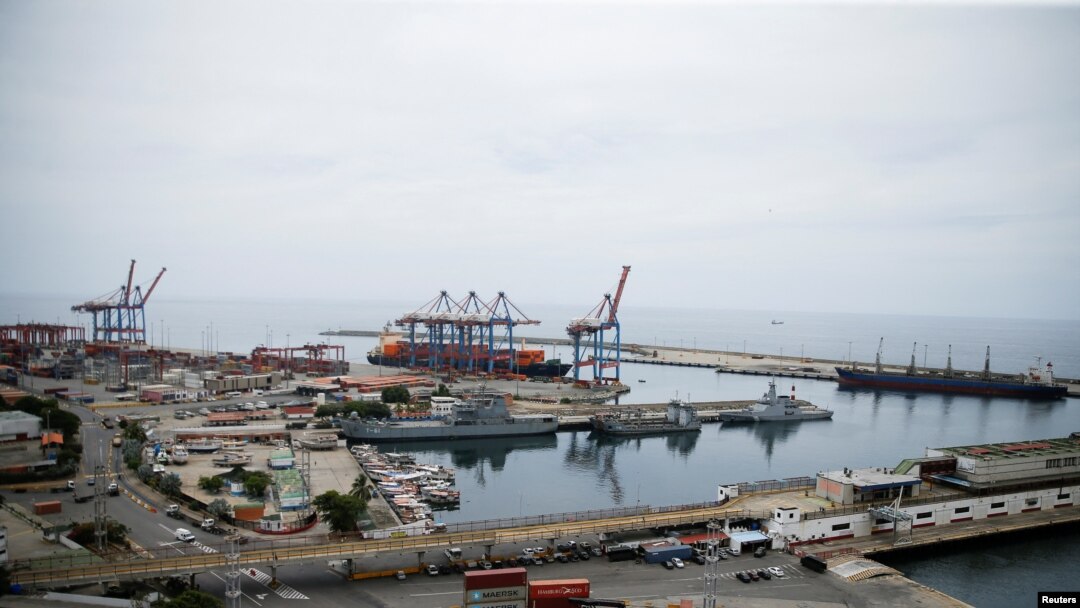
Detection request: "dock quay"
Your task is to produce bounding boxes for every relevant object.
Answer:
[11,434,1080,589]
[554,403,741,429]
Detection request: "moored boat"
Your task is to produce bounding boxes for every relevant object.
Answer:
[366,324,570,378]
[835,342,1067,399]
[718,380,832,422]
[591,398,702,436]
[341,388,557,442]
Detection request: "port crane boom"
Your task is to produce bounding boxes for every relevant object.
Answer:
[567,265,631,384]
[71,260,166,344]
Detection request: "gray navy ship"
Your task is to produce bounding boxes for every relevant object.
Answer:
[339,390,557,442]
[718,380,833,422]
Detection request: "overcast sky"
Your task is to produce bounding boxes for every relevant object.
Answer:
[1,1,1078,320]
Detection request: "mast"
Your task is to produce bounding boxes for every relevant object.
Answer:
[982,346,991,381]
[945,345,953,378]
[874,337,884,375]
[907,342,917,376]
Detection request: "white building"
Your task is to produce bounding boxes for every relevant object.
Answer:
[0,411,42,441]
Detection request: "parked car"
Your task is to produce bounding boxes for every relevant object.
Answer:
[749,570,760,581]
[736,572,751,583]
[671,557,684,569]
[577,550,590,561]
[692,554,707,565]
[86,477,95,486]
[768,566,786,578]
[591,547,603,557]
[662,560,675,570]
[426,564,439,576]
[531,557,544,566]
[438,565,452,575]
[757,569,772,580]
[555,554,569,563]
[754,546,767,558]
[395,571,406,581]
[479,560,492,570]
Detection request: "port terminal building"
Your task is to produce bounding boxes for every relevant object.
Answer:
[756,435,1080,551]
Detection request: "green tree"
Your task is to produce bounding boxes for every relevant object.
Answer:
[122,423,147,443]
[137,464,154,483]
[207,498,231,519]
[312,490,366,534]
[156,589,224,608]
[435,383,451,397]
[380,385,410,405]
[198,475,225,493]
[315,403,343,418]
[159,473,182,497]
[243,471,272,497]
[348,474,371,501]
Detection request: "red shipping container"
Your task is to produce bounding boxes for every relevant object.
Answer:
[528,579,590,599]
[33,500,62,515]
[465,567,528,590]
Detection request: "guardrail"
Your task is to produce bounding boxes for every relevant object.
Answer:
[9,502,766,586]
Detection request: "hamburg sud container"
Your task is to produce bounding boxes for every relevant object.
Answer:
[464,568,528,608]
[526,579,591,608]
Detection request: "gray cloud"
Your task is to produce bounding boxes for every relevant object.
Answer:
[1,2,1078,320]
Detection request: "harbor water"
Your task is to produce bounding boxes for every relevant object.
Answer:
[3,294,1079,606]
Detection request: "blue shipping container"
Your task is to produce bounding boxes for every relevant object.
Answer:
[642,544,692,564]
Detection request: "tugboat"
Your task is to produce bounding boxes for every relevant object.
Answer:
[718,380,832,422]
[590,398,702,436]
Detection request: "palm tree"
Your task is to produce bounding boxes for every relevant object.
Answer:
[349,474,371,501]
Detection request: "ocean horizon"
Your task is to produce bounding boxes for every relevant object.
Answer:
[3,293,1079,379]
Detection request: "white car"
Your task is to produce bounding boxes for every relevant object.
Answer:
[671,557,685,569]
[768,566,786,577]
[175,528,195,542]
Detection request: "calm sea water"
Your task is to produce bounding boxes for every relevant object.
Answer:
[3,294,1079,605]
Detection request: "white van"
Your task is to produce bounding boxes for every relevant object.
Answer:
[175,528,195,542]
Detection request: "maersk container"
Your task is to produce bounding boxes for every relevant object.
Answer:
[642,544,692,564]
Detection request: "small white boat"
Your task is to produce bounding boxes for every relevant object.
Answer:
[298,435,339,450]
[170,445,189,465]
[212,452,253,467]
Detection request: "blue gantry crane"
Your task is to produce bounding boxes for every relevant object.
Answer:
[71,260,166,344]
[566,266,631,385]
